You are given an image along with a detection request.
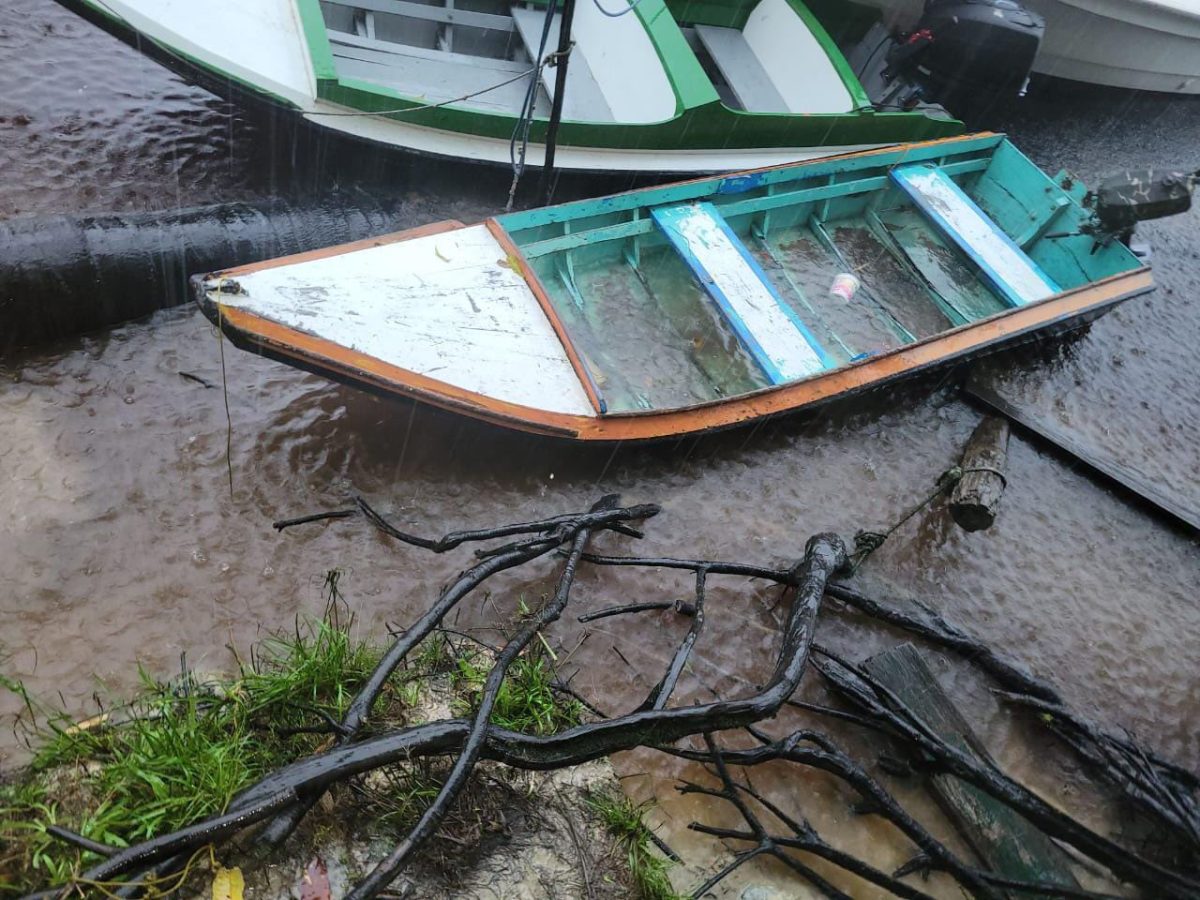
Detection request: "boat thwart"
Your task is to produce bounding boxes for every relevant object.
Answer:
[195,133,1159,441]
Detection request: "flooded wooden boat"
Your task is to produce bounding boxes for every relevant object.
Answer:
[194,133,1155,441]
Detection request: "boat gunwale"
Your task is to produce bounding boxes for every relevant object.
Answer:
[54,0,963,162]
[197,253,1153,442]
[496,131,1007,232]
[291,0,958,145]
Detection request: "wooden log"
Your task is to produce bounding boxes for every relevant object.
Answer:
[864,644,1080,895]
[950,415,1010,532]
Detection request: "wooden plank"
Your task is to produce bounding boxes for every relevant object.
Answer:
[497,133,1008,231]
[891,164,1061,308]
[694,24,789,113]
[329,29,529,71]
[864,644,1081,894]
[965,372,1200,531]
[950,415,1010,531]
[332,51,532,111]
[651,202,834,383]
[324,0,515,32]
[510,6,612,122]
[513,159,993,260]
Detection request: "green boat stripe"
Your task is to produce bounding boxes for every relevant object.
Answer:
[296,0,338,82]
[635,0,721,112]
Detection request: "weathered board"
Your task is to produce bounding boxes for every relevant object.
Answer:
[212,224,595,416]
[651,202,834,384]
[864,644,1080,894]
[891,164,1060,308]
[965,373,1200,531]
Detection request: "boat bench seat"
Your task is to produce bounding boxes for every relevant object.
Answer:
[890,164,1062,307]
[694,25,790,113]
[651,202,835,384]
[511,7,614,122]
[693,0,855,114]
[329,30,535,113]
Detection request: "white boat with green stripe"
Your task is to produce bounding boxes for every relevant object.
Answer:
[56,0,962,173]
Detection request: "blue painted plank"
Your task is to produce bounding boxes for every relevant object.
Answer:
[890,164,1061,308]
[651,202,835,384]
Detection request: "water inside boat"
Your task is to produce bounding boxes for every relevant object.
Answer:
[498,136,1142,414]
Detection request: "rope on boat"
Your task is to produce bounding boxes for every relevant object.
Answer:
[591,0,647,17]
[506,0,563,211]
[306,67,540,117]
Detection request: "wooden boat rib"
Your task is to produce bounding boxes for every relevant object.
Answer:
[195,133,1155,441]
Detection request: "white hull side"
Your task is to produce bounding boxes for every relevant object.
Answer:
[1025,0,1200,94]
[88,0,316,106]
[302,102,883,172]
[209,224,596,416]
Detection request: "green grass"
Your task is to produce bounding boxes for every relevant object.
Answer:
[452,644,583,735]
[0,580,589,895]
[0,580,405,896]
[588,792,683,900]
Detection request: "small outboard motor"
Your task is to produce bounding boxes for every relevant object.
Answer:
[1089,170,1198,235]
[887,0,1045,104]
[1074,169,1199,255]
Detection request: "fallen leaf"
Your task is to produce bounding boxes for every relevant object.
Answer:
[299,856,332,900]
[212,864,244,900]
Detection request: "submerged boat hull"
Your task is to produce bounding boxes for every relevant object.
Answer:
[195,135,1155,442]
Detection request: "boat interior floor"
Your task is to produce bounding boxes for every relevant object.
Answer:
[523,178,1055,414]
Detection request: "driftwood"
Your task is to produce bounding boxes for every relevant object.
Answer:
[950,415,1010,532]
[26,498,1199,900]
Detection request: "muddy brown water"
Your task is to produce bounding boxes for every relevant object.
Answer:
[2,0,1198,894]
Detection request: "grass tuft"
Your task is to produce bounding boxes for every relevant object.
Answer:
[588,791,683,900]
[452,644,583,736]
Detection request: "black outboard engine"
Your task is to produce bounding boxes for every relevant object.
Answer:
[1078,169,1199,254]
[887,0,1045,104]
[1090,170,1197,235]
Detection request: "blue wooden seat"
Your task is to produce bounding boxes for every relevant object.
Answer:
[651,202,835,384]
[891,164,1061,308]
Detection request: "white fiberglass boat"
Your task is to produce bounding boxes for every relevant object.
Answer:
[858,0,1200,94]
[1025,0,1200,94]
